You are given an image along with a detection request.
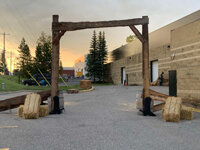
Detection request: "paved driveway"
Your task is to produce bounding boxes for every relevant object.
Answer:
[0,85,200,150]
[59,78,81,86]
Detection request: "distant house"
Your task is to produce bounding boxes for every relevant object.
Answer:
[74,54,88,78]
[62,67,74,77]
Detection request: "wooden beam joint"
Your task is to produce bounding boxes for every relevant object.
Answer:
[52,30,66,44]
[129,25,144,43]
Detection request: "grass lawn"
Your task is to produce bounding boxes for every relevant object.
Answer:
[0,75,80,92]
[92,82,113,86]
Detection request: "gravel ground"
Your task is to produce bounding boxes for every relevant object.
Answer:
[0,85,200,150]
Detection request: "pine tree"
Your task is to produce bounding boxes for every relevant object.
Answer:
[34,32,52,73]
[86,31,108,82]
[96,31,103,80]
[0,51,8,74]
[18,38,32,77]
[86,30,98,82]
[97,31,107,82]
[59,61,63,75]
[101,32,108,82]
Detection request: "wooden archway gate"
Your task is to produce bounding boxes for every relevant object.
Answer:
[51,15,150,110]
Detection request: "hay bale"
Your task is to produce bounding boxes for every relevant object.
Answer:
[80,80,92,89]
[181,105,193,120]
[39,105,49,117]
[23,93,41,119]
[136,99,143,110]
[163,97,182,122]
[18,105,24,117]
[18,105,49,118]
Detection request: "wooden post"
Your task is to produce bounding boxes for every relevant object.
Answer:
[142,16,150,109]
[51,15,60,111]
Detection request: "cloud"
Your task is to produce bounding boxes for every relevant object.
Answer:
[0,0,199,67]
[60,49,82,67]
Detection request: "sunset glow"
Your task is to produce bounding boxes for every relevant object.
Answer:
[0,0,199,71]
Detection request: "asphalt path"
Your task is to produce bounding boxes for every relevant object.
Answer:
[59,78,81,86]
[0,85,200,150]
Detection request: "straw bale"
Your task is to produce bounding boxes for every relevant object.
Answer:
[136,99,143,110]
[23,93,41,119]
[181,105,193,120]
[39,105,49,117]
[163,97,182,122]
[80,80,92,89]
[18,105,24,117]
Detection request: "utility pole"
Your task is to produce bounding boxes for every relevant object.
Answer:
[0,32,10,75]
[10,50,12,75]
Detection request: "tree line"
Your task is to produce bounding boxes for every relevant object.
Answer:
[0,32,63,78]
[86,31,107,82]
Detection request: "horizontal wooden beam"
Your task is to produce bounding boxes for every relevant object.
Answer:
[52,17,149,31]
[153,103,165,112]
[150,95,167,102]
[149,89,169,99]
[0,90,51,112]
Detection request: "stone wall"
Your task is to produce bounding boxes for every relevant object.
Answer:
[105,43,171,85]
[104,17,200,100]
[170,19,200,99]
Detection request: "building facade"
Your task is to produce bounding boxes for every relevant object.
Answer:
[105,10,200,100]
[62,67,74,77]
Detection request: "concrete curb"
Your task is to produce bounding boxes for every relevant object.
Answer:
[79,86,95,93]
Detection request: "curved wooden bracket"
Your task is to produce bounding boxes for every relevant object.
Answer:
[129,25,145,43]
[53,30,66,44]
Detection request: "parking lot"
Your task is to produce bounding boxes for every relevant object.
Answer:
[0,85,200,150]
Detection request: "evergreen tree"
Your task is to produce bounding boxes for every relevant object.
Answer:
[17,38,32,77]
[0,51,9,74]
[59,61,63,75]
[96,31,107,81]
[96,32,103,80]
[86,30,98,82]
[100,32,107,82]
[34,32,52,73]
[86,31,107,82]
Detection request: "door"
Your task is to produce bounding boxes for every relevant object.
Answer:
[121,67,126,85]
[169,70,177,96]
[151,60,158,82]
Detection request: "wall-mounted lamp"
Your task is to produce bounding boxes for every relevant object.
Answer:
[171,53,175,60]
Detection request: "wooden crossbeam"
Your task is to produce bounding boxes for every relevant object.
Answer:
[0,90,50,112]
[149,89,169,98]
[52,17,149,31]
[129,25,144,43]
[153,103,165,112]
[150,95,167,102]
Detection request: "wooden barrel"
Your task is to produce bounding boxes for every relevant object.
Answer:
[80,80,92,89]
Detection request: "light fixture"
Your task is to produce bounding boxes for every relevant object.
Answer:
[171,53,175,60]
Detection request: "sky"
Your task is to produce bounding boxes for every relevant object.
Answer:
[0,0,199,70]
